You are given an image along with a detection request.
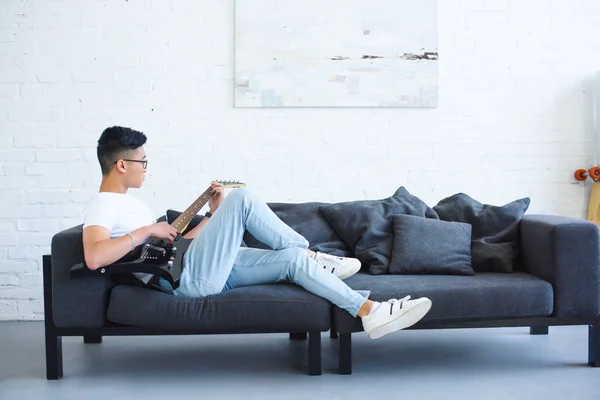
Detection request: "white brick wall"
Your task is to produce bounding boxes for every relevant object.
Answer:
[1,0,599,320]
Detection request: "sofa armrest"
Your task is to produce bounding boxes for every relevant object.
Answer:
[520,214,600,318]
[45,254,116,329]
[49,225,120,328]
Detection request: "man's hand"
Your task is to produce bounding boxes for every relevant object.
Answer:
[147,221,178,242]
[209,181,225,212]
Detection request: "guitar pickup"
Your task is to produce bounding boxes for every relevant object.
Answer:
[145,244,167,256]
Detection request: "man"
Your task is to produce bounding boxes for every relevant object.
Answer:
[83,126,432,339]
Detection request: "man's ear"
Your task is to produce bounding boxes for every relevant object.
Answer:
[115,159,127,174]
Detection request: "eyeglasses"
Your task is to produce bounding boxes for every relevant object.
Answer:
[115,159,148,169]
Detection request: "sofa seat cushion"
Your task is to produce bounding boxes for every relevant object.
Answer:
[332,272,553,333]
[107,283,331,333]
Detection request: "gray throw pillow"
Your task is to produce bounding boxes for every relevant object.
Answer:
[319,187,439,275]
[244,202,350,257]
[433,193,531,273]
[389,215,474,276]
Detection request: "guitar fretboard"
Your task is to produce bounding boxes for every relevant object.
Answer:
[171,187,213,233]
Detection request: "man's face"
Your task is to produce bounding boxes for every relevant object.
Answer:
[114,146,147,188]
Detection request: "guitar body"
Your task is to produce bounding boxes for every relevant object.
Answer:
[166,236,194,281]
[114,236,194,283]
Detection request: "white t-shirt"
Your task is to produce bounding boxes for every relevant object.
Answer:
[83,192,157,284]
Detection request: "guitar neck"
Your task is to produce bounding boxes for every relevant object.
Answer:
[170,186,213,233]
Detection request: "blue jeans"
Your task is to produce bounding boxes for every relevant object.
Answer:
[174,188,370,317]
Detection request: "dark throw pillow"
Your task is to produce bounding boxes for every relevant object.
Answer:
[244,202,350,257]
[389,215,474,276]
[319,187,439,275]
[433,193,531,273]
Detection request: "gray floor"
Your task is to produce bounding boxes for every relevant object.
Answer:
[0,322,598,400]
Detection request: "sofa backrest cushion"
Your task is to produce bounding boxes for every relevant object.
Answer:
[389,214,474,275]
[433,193,531,273]
[319,187,439,274]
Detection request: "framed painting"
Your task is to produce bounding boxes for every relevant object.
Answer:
[234,0,439,108]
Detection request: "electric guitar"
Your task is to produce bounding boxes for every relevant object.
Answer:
[105,180,247,284]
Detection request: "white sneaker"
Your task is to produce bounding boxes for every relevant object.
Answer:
[311,251,361,280]
[361,296,432,339]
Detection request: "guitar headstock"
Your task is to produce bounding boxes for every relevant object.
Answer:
[215,180,247,188]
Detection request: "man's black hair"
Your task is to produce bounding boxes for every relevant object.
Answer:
[97,126,147,176]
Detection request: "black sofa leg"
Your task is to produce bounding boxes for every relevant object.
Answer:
[84,335,102,344]
[308,331,321,376]
[289,332,307,341]
[339,333,352,375]
[45,332,63,380]
[530,326,548,335]
[589,322,600,367]
[330,329,338,339]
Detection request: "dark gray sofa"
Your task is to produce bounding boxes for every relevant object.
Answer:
[43,204,600,379]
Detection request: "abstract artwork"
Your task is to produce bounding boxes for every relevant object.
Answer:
[234,0,438,108]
